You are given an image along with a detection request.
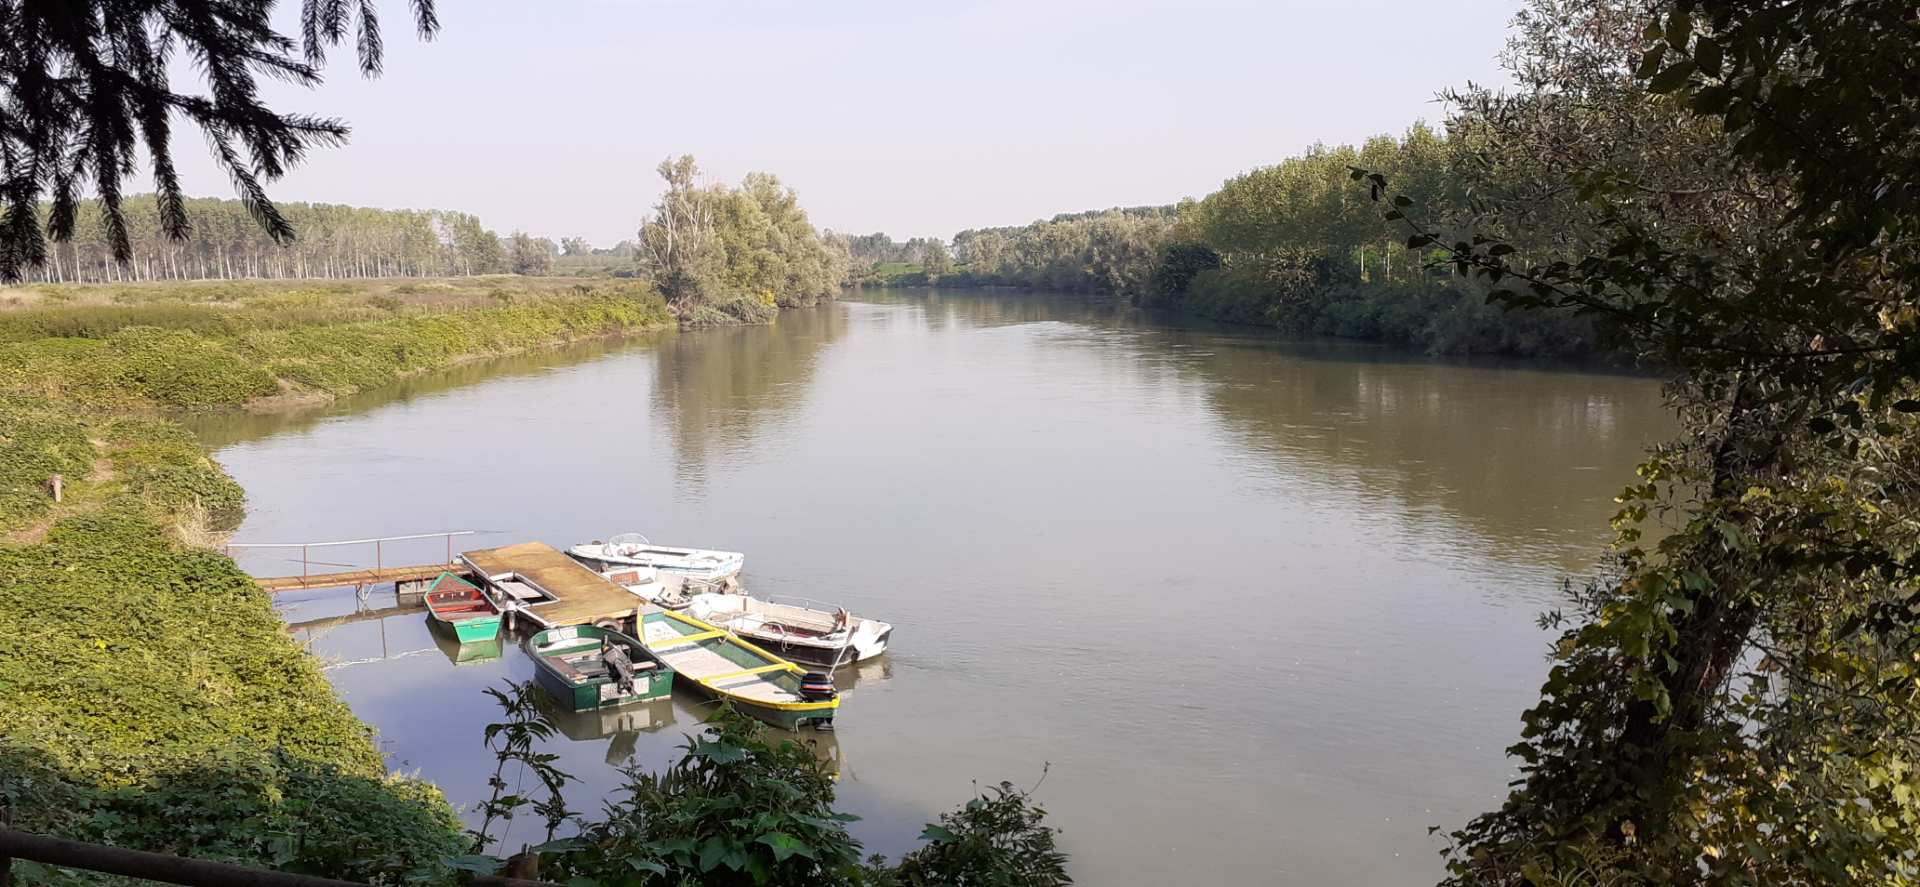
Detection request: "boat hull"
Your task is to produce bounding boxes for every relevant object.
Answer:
[525,625,676,713]
[533,664,674,713]
[743,628,890,668]
[639,611,838,730]
[432,614,501,644]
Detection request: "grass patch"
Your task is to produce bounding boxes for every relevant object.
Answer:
[0,507,464,883]
[0,279,673,409]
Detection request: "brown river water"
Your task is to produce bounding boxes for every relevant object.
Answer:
[188,290,1671,885]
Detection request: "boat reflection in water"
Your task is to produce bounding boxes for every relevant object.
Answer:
[431,627,503,665]
[533,693,678,766]
[828,654,891,692]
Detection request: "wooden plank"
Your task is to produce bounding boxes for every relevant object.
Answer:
[459,542,638,629]
[255,563,463,593]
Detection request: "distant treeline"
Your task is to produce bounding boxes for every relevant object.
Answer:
[14,196,536,284]
[857,124,1601,358]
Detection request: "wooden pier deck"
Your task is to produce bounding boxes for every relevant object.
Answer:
[256,563,465,593]
[459,541,640,629]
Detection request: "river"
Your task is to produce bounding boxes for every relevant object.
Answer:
[190,290,1671,885]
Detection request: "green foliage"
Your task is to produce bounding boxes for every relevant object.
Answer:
[636,156,850,320]
[1347,0,1920,882]
[464,698,1071,887]
[1146,243,1220,304]
[0,281,672,408]
[101,417,246,529]
[0,505,465,882]
[470,683,574,853]
[947,207,1177,300]
[887,780,1070,887]
[0,394,92,528]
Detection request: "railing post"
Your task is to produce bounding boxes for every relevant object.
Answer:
[446,534,453,565]
[376,540,383,572]
[303,544,310,579]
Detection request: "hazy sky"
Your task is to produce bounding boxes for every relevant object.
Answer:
[163,0,1522,245]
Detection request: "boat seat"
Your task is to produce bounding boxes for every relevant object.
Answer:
[544,652,655,683]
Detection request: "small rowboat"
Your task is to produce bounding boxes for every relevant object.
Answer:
[423,572,501,644]
[524,624,675,712]
[639,609,838,730]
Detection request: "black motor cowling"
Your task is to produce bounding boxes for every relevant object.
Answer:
[798,672,837,701]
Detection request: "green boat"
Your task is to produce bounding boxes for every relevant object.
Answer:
[423,572,501,644]
[638,609,839,730]
[524,624,675,712]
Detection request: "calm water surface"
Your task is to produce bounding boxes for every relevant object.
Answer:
[191,291,1670,885]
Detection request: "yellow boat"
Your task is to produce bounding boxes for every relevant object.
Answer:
[638,609,839,730]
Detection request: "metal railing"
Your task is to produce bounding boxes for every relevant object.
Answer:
[225,531,481,578]
[0,827,560,887]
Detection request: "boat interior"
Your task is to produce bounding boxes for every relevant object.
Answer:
[536,636,658,683]
[425,590,495,617]
[641,618,806,704]
[705,598,848,640]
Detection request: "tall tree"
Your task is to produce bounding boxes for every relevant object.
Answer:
[1366,0,1920,881]
[506,231,553,276]
[922,239,953,277]
[0,0,439,281]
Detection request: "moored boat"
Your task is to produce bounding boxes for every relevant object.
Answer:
[423,572,501,643]
[570,533,745,581]
[524,624,676,712]
[638,609,838,730]
[598,564,703,611]
[686,593,892,667]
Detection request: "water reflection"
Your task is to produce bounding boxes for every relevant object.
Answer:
[207,291,1672,886]
[647,305,847,492]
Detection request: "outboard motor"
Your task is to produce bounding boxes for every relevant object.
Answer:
[798,671,837,702]
[604,642,638,695]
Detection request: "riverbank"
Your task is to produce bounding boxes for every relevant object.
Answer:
[0,277,675,411]
[0,277,675,881]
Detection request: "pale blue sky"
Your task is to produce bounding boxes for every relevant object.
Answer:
[165,0,1520,245]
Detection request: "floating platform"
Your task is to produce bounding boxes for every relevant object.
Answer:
[459,541,641,630]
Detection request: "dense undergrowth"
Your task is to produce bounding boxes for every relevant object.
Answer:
[0,510,466,884]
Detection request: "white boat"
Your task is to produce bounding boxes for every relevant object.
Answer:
[570,532,746,582]
[686,592,892,668]
[595,564,718,611]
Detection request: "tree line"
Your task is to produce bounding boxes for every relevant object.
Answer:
[863,125,1599,356]
[7,195,544,285]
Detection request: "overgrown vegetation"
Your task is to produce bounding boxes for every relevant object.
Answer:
[466,688,1070,887]
[0,499,466,884]
[0,278,673,409]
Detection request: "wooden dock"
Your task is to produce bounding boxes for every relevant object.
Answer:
[459,541,640,630]
[256,563,465,593]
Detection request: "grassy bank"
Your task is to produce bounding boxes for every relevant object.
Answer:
[0,277,674,882]
[0,277,674,410]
